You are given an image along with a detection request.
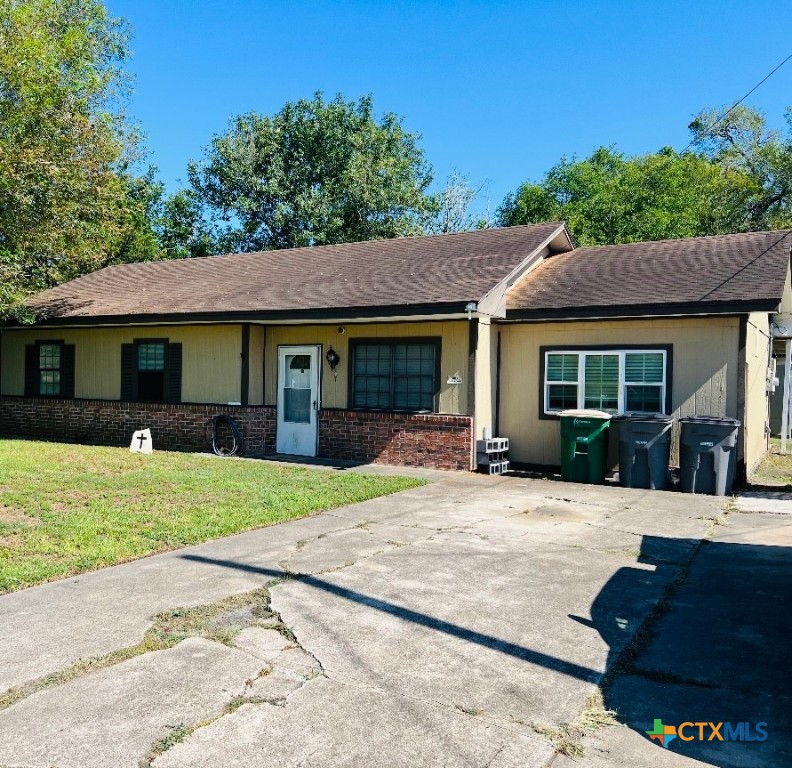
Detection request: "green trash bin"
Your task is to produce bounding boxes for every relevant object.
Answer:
[559,409,613,484]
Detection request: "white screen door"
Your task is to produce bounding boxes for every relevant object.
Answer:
[276,345,320,456]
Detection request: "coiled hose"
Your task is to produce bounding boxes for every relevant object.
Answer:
[212,414,244,457]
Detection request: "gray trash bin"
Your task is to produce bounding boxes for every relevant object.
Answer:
[613,413,674,490]
[679,416,741,496]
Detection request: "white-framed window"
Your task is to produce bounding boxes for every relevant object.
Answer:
[543,349,668,415]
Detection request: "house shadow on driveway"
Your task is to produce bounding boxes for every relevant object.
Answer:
[182,528,792,767]
[586,533,792,768]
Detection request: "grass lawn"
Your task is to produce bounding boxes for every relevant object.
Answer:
[0,440,424,593]
[749,437,792,488]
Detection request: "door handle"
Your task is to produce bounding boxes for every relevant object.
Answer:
[313,400,318,410]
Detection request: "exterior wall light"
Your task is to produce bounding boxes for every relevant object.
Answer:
[326,346,341,379]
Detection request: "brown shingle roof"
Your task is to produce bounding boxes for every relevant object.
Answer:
[29,222,566,322]
[507,230,792,318]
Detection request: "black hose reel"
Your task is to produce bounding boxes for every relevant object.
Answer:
[212,414,244,457]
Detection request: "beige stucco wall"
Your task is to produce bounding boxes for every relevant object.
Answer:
[473,317,498,439]
[1,325,243,404]
[779,264,792,313]
[744,312,771,472]
[265,321,470,414]
[498,316,742,465]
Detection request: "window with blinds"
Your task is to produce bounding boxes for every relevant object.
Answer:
[544,349,667,415]
[352,340,438,412]
[624,352,664,412]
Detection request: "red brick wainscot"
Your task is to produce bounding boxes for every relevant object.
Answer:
[318,409,474,471]
[0,397,276,454]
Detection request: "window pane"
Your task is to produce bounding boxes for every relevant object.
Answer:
[625,353,664,383]
[547,353,578,382]
[284,388,311,423]
[39,344,61,370]
[394,343,435,377]
[548,383,578,411]
[289,354,311,372]
[138,343,165,371]
[354,345,391,377]
[584,354,619,411]
[353,376,391,409]
[40,370,60,396]
[626,385,663,413]
[285,354,311,388]
[394,374,434,410]
[353,342,437,411]
[138,371,165,402]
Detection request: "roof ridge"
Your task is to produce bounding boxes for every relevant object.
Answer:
[568,228,792,254]
[215,221,565,260]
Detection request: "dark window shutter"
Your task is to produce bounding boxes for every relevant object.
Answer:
[121,344,137,401]
[60,344,76,398]
[166,343,182,403]
[24,344,38,396]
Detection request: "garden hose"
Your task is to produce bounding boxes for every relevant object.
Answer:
[212,414,244,457]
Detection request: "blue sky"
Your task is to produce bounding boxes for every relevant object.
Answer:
[108,0,792,211]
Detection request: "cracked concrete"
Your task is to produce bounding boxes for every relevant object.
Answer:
[0,469,738,766]
[0,638,263,768]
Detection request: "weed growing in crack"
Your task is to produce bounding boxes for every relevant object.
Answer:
[606,547,641,559]
[140,724,191,766]
[531,723,585,757]
[530,694,618,759]
[578,691,619,731]
[0,587,277,712]
[455,704,483,716]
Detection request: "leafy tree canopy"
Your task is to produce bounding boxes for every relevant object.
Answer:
[689,105,792,230]
[498,145,760,246]
[187,93,436,252]
[0,0,159,319]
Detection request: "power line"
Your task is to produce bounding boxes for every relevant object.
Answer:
[682,52,792,152]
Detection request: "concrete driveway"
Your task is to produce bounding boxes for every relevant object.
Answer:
[0,468,787,767]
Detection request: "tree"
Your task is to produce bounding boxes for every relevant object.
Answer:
[0,0,158,319]
[151,188,217,260]
[188,93,435,252]
[689,105,792,230]
[498,146,758,245]
[424,172,492,234]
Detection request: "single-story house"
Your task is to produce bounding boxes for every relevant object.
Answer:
[1,222,790,478]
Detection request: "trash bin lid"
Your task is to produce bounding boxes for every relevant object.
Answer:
[613,412,674,423]
[558,409,613,420]
[679,415,741,426]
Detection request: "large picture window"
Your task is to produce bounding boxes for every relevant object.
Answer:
[351,340,439,412]
[543,349,668,415]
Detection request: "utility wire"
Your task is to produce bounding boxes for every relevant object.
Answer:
[682,52,792,152]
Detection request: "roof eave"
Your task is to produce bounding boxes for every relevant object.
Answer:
[503,298,781,322]
[6,301,475,329]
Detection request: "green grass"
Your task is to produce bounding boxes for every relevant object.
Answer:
[0,440,424,593]
[749,438,792,488]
